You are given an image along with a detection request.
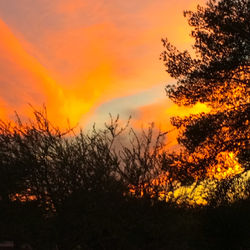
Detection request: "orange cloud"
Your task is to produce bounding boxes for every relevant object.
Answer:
[55,0,87,14]
[35,20,168,122]
[0,98,7,120]
[133,99,210,150]
[0,0,206,129]
[0,18,96,127]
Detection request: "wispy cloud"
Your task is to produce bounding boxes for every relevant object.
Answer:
[0,0,205,128]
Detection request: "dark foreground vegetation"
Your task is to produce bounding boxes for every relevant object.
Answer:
[1,192,250,250]
[0,0,249,249]
[0,109,249,250]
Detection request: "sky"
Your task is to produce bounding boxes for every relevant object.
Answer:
[0,0,206,135]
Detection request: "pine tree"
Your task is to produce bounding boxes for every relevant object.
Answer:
[161,0,249,185]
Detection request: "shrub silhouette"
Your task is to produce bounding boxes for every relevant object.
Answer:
[1,107,249,249]
[0,107,182,249]
[0,108,176,210]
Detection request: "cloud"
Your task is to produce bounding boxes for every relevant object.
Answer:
[0,18,95,127]
[0,18,45,112]
[0,0,206,128]
[132,99,210,150]
[55,0,87,14]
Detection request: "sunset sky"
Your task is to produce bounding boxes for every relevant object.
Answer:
[0,0,206,135]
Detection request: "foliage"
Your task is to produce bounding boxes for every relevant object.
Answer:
[161,0,250,192]
[0,108,175,211]
[0,106,248,248]
[0,107,182,248]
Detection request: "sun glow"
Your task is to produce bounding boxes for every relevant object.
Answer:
[129,80,248,204]
[207,151,244,180]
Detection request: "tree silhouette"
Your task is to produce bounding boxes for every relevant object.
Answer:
[0,108,178,248]
[161,0,249,194]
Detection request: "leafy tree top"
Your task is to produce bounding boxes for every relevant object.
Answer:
[161,0,249,184]
[161,0,249,107]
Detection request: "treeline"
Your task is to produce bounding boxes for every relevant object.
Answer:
[0,109,249,249]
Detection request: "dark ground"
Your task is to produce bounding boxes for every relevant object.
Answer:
[1,192,250,250]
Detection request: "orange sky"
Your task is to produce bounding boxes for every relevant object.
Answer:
[0,0,205,129]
